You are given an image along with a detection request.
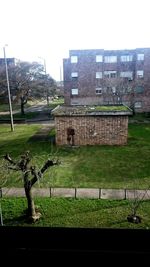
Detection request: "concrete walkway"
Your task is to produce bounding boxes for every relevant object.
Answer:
[0,100,54,125]
[1,187,150,200]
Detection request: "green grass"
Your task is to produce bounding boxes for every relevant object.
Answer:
[48,98,64,109]
[129,113,150,122]
[0,123,150,189]
[87,105,129,112]
[48,128,56,137]
[1,121,150,228]
[0,124,41,156]
[0,104,20,112]
[1,197,150,228]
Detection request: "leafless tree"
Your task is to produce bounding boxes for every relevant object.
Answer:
[3,151,60,222]
[0,61,56,114]
[102,76,135,107]
[127,187,150,224]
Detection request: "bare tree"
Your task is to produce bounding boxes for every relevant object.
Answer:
[102,71,147,116]
[0,61,56,114]
[127,186,150,224]
[33,72,57,101]
[3,151,60,222]
[102,76,135,107]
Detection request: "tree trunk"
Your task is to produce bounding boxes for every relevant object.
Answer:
[21,101,25,115]
[24,185,41,222]
[25,186,35,216]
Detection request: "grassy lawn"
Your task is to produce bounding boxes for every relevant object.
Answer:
[1,197,150,228]
[48,97,64,109]
[0,104,20,112]
[0,123,150,189]
[129,113,150,121]
[1,121,150,229]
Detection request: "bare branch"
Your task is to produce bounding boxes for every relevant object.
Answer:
[7,166,20,171]
[30,166,41,187]
[17,151,31,171]
[30,159,60,187]
[40,159,59,174]
[4,154,16,165]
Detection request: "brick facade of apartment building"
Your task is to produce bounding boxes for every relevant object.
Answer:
[63,48,150,112]
[0,58,17,66]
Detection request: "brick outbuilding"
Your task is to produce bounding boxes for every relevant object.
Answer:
[52,105,132,146]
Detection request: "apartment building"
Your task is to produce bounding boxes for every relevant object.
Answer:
[0,57,18,66]
[63,48,150,112]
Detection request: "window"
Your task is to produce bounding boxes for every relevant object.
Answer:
[96,55,103,62]
[112,87,116,94]
[137,70,144,78]
[104,71,117,78]
[120,55,133,62]
[70,56,78,63]
[127,87,132,93]
[134,101,142,108]
[71,88,78,95]
[135,86,144,93]
[71,72,78,78]
[137,54,144,61]
[104,56,117,63]
[120,71,133,79]
[96,72,102,79]
[95,88,102,94]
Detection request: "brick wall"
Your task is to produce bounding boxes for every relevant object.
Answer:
[55,115,128,146]
[63,48,150,112]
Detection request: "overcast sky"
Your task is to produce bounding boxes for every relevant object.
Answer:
[0,0,150,81]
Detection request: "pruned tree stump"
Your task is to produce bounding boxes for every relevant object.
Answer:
[3,151,60,224]
[28,212,41,223]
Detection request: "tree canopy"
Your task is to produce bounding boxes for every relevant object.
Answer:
[0,60,57,114]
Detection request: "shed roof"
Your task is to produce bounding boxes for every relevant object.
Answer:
[52,105,133,117]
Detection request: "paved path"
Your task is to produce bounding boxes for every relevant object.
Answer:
[0,100,48,115]
[0,100,54,124]
[1,187,150,200]
[28,124,55,142]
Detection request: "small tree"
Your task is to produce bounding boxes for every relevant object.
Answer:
[33,72,57,103]
[127,187,150,224]
[102,76,135,107]
[3,151,60,222]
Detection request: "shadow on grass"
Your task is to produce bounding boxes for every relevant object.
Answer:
[3,209,38,226]
[3,213,27,226]
[106,219,129,228]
